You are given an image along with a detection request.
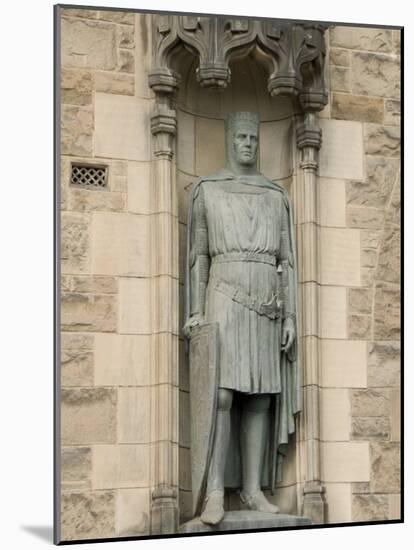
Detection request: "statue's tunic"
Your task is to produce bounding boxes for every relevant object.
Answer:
[190,175,293,394]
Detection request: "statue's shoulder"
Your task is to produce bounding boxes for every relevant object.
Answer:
[259,175,292,205]
[190,170,235,197]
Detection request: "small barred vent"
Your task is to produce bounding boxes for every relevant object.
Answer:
[70,163,108,189]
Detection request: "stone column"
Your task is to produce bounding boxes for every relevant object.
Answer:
[296,112,326,523]
[148,75,180,534]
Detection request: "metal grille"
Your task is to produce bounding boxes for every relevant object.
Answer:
[70,163,108,189]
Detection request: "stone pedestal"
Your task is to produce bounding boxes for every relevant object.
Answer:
[179,511,312,534]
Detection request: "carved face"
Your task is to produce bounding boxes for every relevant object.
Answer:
[232,126,259,166]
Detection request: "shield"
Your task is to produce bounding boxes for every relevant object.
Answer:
[189,322,220,517]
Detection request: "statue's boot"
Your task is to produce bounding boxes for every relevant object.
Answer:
[240,395,279,514]
[200,490,225,525]
[240,490,280,514]
[200,389,233,526]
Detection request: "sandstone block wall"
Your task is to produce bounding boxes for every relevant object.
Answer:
[59,8,156,541]
[318,25,401,523]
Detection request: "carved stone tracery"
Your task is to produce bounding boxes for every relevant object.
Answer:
[149,15,328,112]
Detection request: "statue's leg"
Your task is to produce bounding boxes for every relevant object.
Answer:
[240,394,279,514]
[200,388,233,525]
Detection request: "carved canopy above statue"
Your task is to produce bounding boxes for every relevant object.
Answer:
[149,14,328,112]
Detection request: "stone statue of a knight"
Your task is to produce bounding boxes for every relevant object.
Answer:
[184,111,301,526]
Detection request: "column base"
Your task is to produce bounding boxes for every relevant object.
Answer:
[150,486,179,535]
[303,484,326,524]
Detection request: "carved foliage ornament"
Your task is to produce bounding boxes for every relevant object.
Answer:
[149,15,328,112]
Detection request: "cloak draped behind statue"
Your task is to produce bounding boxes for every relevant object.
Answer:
[184,168,301,517]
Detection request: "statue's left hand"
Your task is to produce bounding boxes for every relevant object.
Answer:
[281,317,295,353]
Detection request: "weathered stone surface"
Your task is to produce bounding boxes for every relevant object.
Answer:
[374,284,400,340]
[98,10,135,24]
[348,315,372,340]
[61,350,93,386]
[352,482,370,494]
[68,188,125,212]
[330,27,392,52]
[61,447,92,491]
[352,494,388,522]
[61,212,90,274]
[361,230,381,250]
[364,124,400,157]
[61,17,117,70]
[347,156,399,208]
[61,105,93,157]
[351,417,390,440]
[61,490,115,541]
[347,207,384,229]
[69,275,117,294]
[62,8,98,19]
[390,388,401,442]
[385,179,400,226]
[348,288,373,314]
[351,389,390,417]
[61,293,117,332]
[330,48,350,66]
[362,249,377,268]
[61,388,117,444]
[370,442,400,493]
[118,49,134,73]
[392,30,401,55]
[94,71,134,95]
[60,156,69,210]
[117,24,134,49]
[332,94,383,124]
[330,67,350,92]
[361,267,375,288]
[61,68,92,105]
[368,341,400,387]
[351,52,400,99]
[384,100,401,126]
[61,275,72,293]
[376,224,400,285]
[61,332,94,350]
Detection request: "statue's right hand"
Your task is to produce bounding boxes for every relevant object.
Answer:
[183,315,204,338]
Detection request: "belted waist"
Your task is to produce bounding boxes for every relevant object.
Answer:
[212,252,277,267]
[212,279,283,320]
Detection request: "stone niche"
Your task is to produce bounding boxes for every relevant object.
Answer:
[174,48,300,523]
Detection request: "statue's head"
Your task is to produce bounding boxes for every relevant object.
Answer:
[225,112,260,170]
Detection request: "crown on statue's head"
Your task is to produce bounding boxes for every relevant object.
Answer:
[225,112,260,134]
